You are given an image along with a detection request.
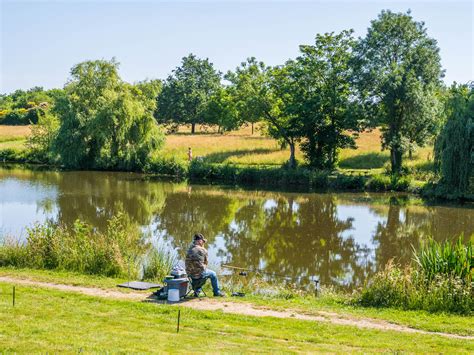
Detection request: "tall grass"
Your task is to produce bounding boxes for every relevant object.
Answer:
[414,236,473,281]
[357,262,473,314]
[357,236,474,314]
[142,246,177,281]
[0,214,175,280]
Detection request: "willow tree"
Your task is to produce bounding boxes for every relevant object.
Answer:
[54,59,164,170]
[435,84,474,195]
[354,10,443,174]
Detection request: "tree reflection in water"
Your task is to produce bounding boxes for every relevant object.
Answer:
[1,167,473,288]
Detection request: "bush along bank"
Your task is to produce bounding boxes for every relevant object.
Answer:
[0,148,48,165]
[356,236,474,315]
[187,160,419,192]
[1,150,424,193]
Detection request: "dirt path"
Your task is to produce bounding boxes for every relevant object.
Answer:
[1,276,472,340]
[0,276,144,300]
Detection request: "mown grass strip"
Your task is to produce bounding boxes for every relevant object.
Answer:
[1,267,473,338]
[0,282,472,353]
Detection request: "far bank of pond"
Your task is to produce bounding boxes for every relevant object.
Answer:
[0,166,473,289]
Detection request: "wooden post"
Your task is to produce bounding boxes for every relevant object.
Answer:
[177,309,181,333]
[127,256,132,287]
[313,280,319,297]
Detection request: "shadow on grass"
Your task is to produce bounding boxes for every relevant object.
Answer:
[339,152,389,169]
[203,148,277,163]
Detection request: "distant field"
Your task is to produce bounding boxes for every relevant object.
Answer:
[164,125,432,171]
[0,124,433,170]
[0,125,30,150]
[0,125,31,142]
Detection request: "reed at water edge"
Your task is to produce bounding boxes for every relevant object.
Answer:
[357,236,474,314]
[0,213,175,281]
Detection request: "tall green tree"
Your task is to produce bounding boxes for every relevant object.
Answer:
[354,10,443,173]
[203,86,241,133]
[226,58,301,167]
[54,59,164,170]
[287,30,363,169]
[155,54,221,134]
[434,84,474,196]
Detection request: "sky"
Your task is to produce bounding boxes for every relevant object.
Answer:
[1,0,472,93]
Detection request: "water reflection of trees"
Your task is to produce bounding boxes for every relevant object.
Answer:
[57,173,182,230]
[3,167,474,288]
[223,195,377,288]
[372,197,474,271]
[157,191,371,288]
[19,170,180,230]
[157,188,241,255]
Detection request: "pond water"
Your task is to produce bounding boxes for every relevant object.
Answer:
[1,167,473,289]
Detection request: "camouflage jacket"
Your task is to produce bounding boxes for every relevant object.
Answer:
[185,242,208,278]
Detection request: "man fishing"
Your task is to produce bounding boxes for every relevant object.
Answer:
[185,233,225,297]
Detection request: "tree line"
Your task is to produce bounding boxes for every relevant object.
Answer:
[155,10,448,173]
[1,10,472,195]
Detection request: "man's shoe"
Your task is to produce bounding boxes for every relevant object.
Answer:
[214,292,226,297]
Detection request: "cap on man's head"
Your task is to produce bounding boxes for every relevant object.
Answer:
[193,233,207,243]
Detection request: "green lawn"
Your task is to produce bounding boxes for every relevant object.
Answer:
[0,281,472,353]
[238,295,474,337]
[1,267,473,344]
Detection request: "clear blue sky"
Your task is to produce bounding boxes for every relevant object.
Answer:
[1,0,472,93]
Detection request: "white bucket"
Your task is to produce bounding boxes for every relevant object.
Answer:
[168,288,180,302]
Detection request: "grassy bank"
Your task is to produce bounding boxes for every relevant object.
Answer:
[1,267,473,337]
[0,274,473,352]
[1,124,467,198]
[357,237,474,314]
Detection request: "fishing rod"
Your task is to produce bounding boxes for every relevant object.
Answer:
[221,264,319,286]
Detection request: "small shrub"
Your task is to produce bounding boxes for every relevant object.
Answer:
[366,174,391,191]
[308,170,330,189]
[331,174,366,190]
[146,156,187,177]
[236,166,261,184]
[0,148,50,165]
[390,175,411,191]
[366,174,411,192]
[188,159,212,180]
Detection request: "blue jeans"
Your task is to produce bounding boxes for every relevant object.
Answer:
[200,269,221,296]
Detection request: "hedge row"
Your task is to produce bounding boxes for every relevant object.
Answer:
[0,148,417,192]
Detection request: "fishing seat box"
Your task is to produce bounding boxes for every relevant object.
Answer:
[164,278,188,298]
